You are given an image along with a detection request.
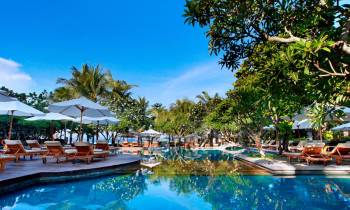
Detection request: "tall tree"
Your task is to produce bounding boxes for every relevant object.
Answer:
[54,64,111,102]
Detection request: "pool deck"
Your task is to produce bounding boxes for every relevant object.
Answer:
[0,154,141,193]
[195,145,350,176]
[235,153,350,176]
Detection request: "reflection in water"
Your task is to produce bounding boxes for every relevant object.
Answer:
[1,149,350,210]
[1,174,350,210]
[0,175,147,210]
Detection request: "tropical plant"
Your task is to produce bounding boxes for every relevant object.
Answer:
[54,64,112,102]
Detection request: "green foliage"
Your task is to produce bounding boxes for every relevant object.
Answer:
[0,86,51,112]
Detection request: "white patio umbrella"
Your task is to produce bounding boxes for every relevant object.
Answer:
[331,122,350,131]
[48,97,113,141]
[74,116,119,125]
[26,113,75,140]
[0,100,44,139]
[141,129,161,136]
[0,90,16,102]
[140,129,161,146]
[73,116,119,141]
[292,119,313,130]
[263,125,276,131]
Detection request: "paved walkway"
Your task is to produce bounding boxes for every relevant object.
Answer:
[235,153,350,175]
[0,154,141,182]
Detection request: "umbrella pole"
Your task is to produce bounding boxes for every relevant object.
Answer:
[96,121,99,141]
[64,121,67,142]
[8,110,14,140]
[79,108,83,142]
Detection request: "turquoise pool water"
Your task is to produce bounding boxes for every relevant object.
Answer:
[1,149,350,209]
[1,174,350,210]
[161,148,235,161]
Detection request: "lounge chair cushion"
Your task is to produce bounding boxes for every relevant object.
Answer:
[26,140,39,144]
[94,149,103,152]
[94,150,109,155]
[75,142,90,147]
[24,149,42,153]
[96,141,108,144]
[64,149,77,154]
[5,140,22,145]
[45,141,62,146]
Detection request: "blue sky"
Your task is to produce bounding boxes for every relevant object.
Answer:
[0,0,234,105]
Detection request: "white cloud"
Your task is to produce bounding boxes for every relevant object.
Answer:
[0,57,34,92]
[135,61,235,106]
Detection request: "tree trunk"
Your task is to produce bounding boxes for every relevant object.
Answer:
[283,132,289,152]
[111,132,116,146]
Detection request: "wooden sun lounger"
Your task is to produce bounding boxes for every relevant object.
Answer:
[303,143,331,165]
[122,142,130,147]
[0,154,15,171]
[42,141,77,164]
[26,140,47,152]
[284,142,331,165]
[74,142,109,164]
[95,141,119,155]
[4,140,46,161]
[324,143,350,165]
[289,141,306,152]
[131,142,141,147]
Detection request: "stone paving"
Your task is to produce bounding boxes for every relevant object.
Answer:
[235,153,350,175]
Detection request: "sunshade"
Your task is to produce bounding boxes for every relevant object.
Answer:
[48,97,112,118]
[48,97,112,141]
[26,112,75,121]
[263,125,276,131]
[292,119,313,130]
[331,122,350,131]
[0,90,16,102]
[26,112,75,140]
[73,116,119,141]
[0,100,43,139]
[141,129,161,136]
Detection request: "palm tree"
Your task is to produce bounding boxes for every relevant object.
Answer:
[196,91,221,112]
[196,91,222,146]
[55,64,111,102]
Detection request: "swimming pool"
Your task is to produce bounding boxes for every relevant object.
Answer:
[1,149,350,210]
[1,174,350,210]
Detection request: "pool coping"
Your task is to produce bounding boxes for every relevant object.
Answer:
[0,155,141,194]
[234,153,350,176]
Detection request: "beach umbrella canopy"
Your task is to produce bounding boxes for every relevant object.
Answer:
[0,100,44,139]
[141,129,161,136]
[48,97,112,118]
[26,112,75,140]
[0,101,44,117]
[48,97,112,141]
[25,112,75,121]
[73,116,119,141]
[331,122,350,131]
[73,116,119,125]
[292,119,313,130]
[0,90,16,102]
[263,125,276,131]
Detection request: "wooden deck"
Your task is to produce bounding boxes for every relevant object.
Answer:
[0,154,141,193]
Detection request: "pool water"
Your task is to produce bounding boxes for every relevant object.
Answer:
[1,174,350,210]
[1,149,350,210]
[161,148,235,161]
